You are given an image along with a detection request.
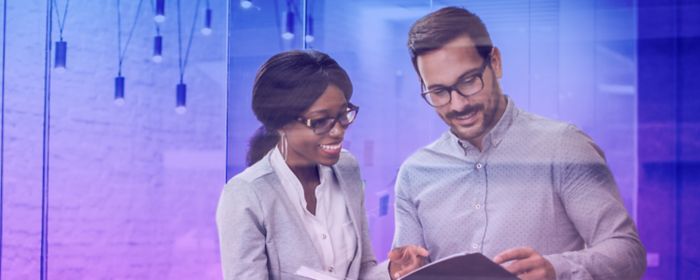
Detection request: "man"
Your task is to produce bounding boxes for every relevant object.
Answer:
[390,6,646,280]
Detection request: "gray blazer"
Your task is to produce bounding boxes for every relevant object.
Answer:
[216,150,389,280]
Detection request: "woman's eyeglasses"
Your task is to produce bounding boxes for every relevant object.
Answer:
[297,104,359,135]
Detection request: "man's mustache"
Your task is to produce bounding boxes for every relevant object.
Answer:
[445,104,484,119]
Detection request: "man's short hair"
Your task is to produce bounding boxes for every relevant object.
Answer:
[408,6,493,77]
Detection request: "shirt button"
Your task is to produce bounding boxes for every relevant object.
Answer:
[471,243,479,249]
[328,266,334,273]
[474,203,481,209]
[475,162,483,169]
[321,234,327,240]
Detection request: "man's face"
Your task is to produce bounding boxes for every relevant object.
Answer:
[416,35,505,148]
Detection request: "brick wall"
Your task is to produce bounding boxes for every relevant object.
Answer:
[1,0,227,278]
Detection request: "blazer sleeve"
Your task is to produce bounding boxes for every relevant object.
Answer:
[216,178,270,280]
[358,181,391,280]
[338,152,391,280]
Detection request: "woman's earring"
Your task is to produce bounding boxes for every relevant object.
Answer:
[279,131,288,162]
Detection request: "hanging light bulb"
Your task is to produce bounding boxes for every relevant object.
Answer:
[115,75,125,106]
[240,0,252,9]
[304,16,314,43]
[152,35,163,63]
[175,82,187,114]
[282,10,294,40]
[154,0,166,23]
[54,40,68,73]
[201,8,212,35]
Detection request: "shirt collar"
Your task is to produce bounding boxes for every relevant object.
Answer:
[448,95,517,153]
[269,147,335,208]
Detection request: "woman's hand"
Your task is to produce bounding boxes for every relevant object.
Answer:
[387,245,430,279]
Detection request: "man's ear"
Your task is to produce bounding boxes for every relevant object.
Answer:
[490,47,503,79]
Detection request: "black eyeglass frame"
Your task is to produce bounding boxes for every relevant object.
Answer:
[420,55,493,107]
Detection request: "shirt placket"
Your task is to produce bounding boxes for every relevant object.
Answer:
[314,182,336,274]
[472,155,488,252]
[461,141,488,252]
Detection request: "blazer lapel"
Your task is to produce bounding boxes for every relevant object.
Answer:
[332,163,363,272]
[261,153,325,269]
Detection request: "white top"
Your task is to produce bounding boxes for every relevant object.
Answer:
[270,147,357,278]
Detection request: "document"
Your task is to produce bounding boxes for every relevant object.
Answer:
[399,252,518,280]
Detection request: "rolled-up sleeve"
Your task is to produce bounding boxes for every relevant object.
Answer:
[392,166,427,252]
[547,125,646,280]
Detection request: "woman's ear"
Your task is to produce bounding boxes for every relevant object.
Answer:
[277,125,291,136]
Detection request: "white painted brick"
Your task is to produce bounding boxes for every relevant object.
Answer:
[2,0,227,278]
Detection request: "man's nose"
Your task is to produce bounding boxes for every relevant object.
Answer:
[448,89,471,110]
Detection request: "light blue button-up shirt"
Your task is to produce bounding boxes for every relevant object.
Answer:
[393,97,646,279]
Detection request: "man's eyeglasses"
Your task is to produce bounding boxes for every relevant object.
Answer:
[420,56,491,107]
[297,104,359,135]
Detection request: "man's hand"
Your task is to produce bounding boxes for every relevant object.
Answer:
[493,247,555,280]
[387,245,429,280]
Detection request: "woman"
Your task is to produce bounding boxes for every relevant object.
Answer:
[216,50,425,280]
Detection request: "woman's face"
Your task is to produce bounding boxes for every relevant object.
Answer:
[282,84,350,167]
